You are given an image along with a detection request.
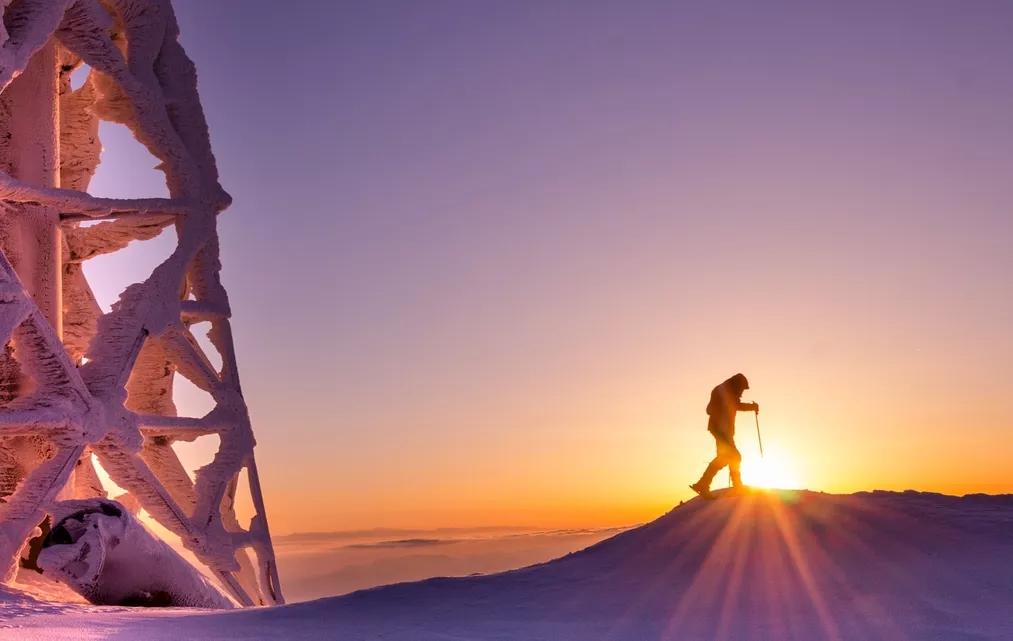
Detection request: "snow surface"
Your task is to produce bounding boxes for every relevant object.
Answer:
[1,489,1011,640]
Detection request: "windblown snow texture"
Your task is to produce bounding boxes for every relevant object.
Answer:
[3,490,1011,640]
[0,0,281,606]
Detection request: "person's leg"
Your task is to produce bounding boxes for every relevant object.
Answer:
[695,459,723,490]
[694,435,729,490]
[721,440,743,488]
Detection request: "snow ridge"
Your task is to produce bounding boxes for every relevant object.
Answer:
[4,489,1010,640]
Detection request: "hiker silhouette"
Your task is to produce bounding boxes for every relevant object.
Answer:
[690,373,758,498]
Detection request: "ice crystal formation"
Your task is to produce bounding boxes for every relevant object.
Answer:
[0,0,282,606]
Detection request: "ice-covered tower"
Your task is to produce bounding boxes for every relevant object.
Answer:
[0,0,282,606]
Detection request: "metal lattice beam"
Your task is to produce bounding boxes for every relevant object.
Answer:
[0,0,281,606]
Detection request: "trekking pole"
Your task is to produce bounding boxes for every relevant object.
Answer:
[754,411,764,458]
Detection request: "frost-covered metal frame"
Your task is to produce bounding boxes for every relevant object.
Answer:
[0,0,281,606]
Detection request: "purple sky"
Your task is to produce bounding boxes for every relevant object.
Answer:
[88,1,1013,531]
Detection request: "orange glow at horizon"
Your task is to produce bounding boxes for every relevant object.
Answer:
[249,353,1013,535]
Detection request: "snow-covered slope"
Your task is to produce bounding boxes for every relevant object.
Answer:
[2,489,1012,640]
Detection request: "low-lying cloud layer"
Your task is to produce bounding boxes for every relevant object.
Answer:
[275,525,631,602]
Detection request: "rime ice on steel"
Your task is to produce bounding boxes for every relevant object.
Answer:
[0,0,281,607]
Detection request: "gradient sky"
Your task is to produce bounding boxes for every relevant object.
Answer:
[84,1,1013,533]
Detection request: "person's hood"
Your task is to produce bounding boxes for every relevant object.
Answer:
[725,373,749,395]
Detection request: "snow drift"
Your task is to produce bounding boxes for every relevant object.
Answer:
[1,489,1012,640]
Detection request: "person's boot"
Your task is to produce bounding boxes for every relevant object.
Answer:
[689,480,714,499]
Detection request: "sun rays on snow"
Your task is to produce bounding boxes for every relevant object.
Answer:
[649,490,924,641]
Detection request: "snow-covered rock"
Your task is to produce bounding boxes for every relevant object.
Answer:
[36,499,233,608]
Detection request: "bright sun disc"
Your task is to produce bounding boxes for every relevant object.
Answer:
[741,446,801,489]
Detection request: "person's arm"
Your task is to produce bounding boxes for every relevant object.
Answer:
[737,401,759,413]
